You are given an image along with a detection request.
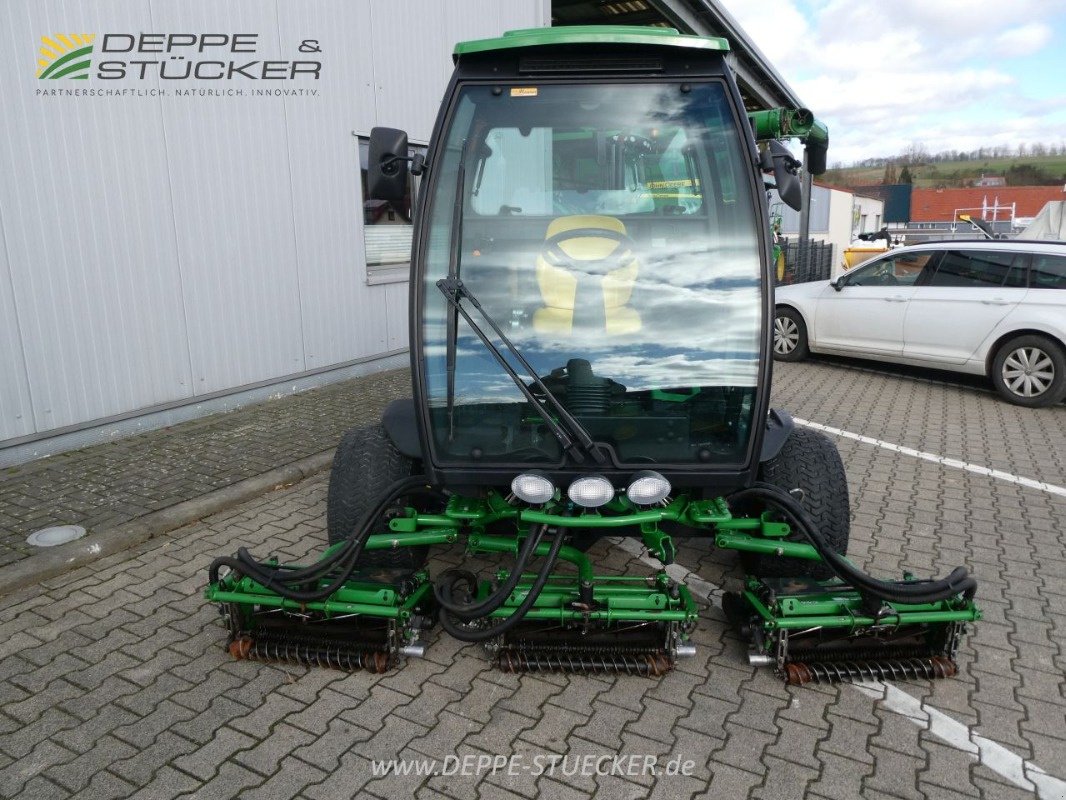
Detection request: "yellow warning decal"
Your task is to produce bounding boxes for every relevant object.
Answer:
[510,87,538,97]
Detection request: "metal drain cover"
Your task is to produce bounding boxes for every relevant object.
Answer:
[27,525,87,547]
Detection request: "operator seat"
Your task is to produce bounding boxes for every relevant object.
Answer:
[532,214,642,336]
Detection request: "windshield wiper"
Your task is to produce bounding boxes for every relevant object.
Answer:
[444,153,466,441]
[436,277,607,466]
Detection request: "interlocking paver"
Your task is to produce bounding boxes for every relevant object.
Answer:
[0,357,1062,799]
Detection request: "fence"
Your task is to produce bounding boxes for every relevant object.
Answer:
[777,240,834,285]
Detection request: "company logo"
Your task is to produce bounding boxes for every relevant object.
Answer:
[37,34,95,80]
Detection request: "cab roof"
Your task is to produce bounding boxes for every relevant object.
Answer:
[453,25,730,59]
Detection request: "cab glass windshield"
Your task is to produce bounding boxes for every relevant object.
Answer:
[421,82,763,465]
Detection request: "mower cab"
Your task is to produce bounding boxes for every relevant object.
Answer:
[207,26,979,683]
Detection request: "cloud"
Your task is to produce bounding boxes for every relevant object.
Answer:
[993,23,1053,57]
[717,0,1063,163]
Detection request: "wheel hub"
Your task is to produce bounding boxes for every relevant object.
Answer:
[1002,346,1054,397]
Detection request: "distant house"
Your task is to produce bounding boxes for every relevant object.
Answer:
[974,174,1006,187]
[910,186,1066,224]
[851,184,912,225]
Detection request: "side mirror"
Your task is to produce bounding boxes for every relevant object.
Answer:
[830,275,845,292]
[768,140,802,211]
[368,126,410,204]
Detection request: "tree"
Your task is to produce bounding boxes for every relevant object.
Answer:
[898,166,914,184]
[882,162,898,184]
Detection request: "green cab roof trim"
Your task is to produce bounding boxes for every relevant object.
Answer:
[454,25,729,57]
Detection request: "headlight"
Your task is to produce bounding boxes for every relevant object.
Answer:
[511,472,555,505]
[626,470,672,505]
[567,475,615,508]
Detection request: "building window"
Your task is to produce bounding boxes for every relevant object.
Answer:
[359,137,426,284]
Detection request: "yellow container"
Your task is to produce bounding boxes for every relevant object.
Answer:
[843,246,888,270]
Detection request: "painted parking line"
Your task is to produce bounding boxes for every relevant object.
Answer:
[606,540,1066,796]
[795,418,1066,500]
[853,681,1066,799]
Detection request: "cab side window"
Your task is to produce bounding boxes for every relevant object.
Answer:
[847,252,934,286]
[1029,254,1066,290]
[927,250,1026,288]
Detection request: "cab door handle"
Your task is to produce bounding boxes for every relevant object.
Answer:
[981,298,1010,305]
[885,295,908,302]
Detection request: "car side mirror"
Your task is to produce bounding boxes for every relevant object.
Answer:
[830,275,845,292]
[368,126,410,204]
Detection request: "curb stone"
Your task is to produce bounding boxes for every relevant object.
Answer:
[0,450,334,597]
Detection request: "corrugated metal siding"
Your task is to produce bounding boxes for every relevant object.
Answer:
[0,0,195,435]
[0,213,36,441]
[0,0,548,446]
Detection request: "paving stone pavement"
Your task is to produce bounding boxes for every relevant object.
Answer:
[0,357,1063,799]
[0,369,410,567]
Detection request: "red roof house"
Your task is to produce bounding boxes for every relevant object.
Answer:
[910,186,1066,222]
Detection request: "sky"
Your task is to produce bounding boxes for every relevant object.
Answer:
[717,0,1066,166]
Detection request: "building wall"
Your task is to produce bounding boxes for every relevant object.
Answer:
[0,0,549,449]
[853,194,883,235]
[775,185,881,274]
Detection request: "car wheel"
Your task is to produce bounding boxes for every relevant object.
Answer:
[990,335,1066,408]
[773,307,809,361]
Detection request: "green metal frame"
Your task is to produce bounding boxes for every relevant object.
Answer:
[205,491,978,644]
[741,576,980,634]
[453,26,729,58]
[206,569,434,621]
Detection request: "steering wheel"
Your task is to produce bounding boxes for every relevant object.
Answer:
[541,227,638,276]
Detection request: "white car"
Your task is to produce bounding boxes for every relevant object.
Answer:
[773,240,1066,407]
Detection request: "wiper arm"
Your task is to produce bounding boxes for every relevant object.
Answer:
[436,277,607,465]
[444,156,467,441]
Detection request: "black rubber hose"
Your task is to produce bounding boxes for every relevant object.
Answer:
[731,483,976,604]
[736,484,976,604]
[208,474,432,599]
[433,524,548,618]
[438,527,566,642]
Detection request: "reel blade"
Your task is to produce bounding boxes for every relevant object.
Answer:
[492,621,682,676]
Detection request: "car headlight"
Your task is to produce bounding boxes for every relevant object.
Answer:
[511,472,555,505]
[626,470,672,505]
[567,475,615,508]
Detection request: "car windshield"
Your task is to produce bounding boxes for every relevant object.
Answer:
[420,82,763,465]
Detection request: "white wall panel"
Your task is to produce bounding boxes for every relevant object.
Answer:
[150,0,305,394]
[278,0,384,369]
[0,0,194,433]
[0,0,547,447]
[0,214,36,441]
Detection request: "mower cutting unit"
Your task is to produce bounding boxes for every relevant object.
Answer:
[207,26,980,683]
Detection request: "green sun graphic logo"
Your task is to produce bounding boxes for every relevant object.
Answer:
[37,34,95,80]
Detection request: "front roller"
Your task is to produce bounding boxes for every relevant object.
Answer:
[207,560,439,673]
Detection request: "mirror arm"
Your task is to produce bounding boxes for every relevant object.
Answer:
[381,153,427,176]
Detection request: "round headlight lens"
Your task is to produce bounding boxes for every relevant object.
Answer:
[511,472,555,505]
[567,475,615,508]
[626,470,672,505]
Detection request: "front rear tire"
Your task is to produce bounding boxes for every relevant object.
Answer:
[326,425,429,570]
[990,335,1066,408]
[744,427,850,580]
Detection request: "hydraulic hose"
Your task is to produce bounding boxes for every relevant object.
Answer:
[731,483,977,605]
[208,474,431,601]
[438,526,566,642]
[433,523,548,618]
